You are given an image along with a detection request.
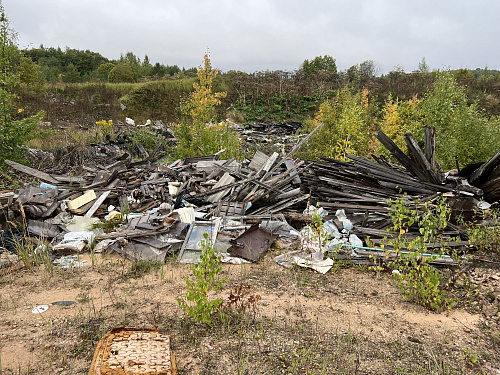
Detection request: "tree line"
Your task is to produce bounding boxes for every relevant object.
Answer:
[20,46,197,84]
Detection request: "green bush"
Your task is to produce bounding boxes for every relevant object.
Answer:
[461,208,500,256]
[379,71,500,169]
[419,71,500,169]
[382,196,461,311]
[126,126,169,153]
[108,62,137,83]
[177,234,226,325]
[298,88,375,160]
[0,8,46,167]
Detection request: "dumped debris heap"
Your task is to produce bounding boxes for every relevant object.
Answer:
[1,125,499,270]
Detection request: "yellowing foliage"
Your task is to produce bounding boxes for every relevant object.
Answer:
[185,53,227,127]
[299,88,375,160]
[173,52,241,159]
[379,95,421,155]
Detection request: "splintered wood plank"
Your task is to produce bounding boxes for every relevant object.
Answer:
[207,172,236,203]
[404,133,441,185]
[261,122,325,181]
[424,126,436,164]
[285,159,301,184]
[252,194,310,215]
[248,151,269,171]
[375,131,429,182]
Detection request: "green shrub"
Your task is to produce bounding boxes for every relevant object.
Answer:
[461,208,500,255]
[297,88,375,160]
[379,71,500,169]
[126,126,169,153]
[0,8,46,167]
[382,195,460,311]
[108,62,137,83]
[177,234,226,325]
[419,71,500,169]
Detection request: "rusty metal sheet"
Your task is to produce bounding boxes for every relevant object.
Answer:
[229,224,278,262]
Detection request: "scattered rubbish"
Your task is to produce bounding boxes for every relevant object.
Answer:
[1,125,499,274]
[27,219,61,238]
[51,301,76,306]
[32,305,49,314]
[53,231,96,253]
[275,250,334,274]
[65,216,101,232]
[219,252,251,264]
[259,220,301,239]
[53,255,89,268]
[89,327,176,375]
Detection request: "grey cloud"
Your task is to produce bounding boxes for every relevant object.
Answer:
[3,0,499,73]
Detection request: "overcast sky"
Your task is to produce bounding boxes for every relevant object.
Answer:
[3,0,498,74]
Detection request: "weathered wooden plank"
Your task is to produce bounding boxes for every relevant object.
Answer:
[262,194,310,214]
[96,227,171,240]
[218,165,282,194]
[84,190,111,218]
[207,172,236,203]
[285,159,301,184]
[67,190,96,210]
[248,151,269,172]
[262,122,325,180]
[469,149,500,184]
[375,131,430,182]
[317,202,393,212]
[5,159,60,185]
[480,176,500,194]
[424,126,435,164]
[404,133,441,185]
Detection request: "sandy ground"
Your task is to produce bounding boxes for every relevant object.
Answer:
[0,251,499,374]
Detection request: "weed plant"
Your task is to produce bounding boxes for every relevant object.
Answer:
[461,207,500,256]
[126,126,170,153]
[124,259,163,279]
[0,169,33,189]
[7,219,53,273]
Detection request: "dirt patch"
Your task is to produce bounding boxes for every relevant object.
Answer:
[0,252,499,374]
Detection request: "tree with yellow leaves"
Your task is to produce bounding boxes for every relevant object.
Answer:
[174,52,241,159]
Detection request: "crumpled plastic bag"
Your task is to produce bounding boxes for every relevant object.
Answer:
[275,250,334,274]
[53,231,96,253]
